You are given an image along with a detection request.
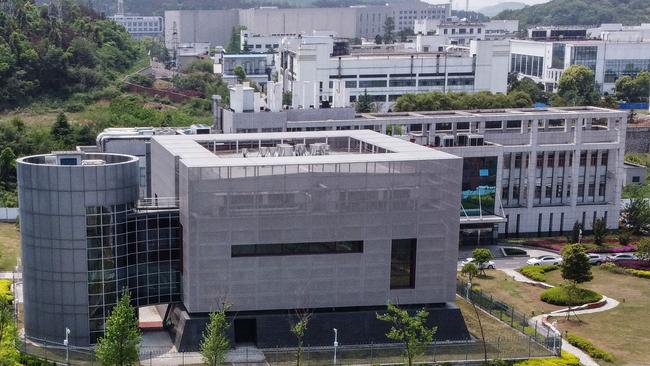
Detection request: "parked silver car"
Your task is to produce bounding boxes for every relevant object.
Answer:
[587,253,603,265]
[605,253,638,262]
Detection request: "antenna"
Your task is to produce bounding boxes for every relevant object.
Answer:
[117,0,124,16]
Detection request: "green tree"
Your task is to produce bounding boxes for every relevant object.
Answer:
[461,262,479,283]
[282,91,292,106]
[509,76,547,103]
[200,305,231,366]
[472,248,493,275]
[636,237,650,263]
[226,26,246,53]
[383,17,395,44]
[0,299,19,364]
[615,72,650,102]
[618,228,631,246]
[51,112,71,142]
[557,65,600,106]
[290,310,312,366]
[592,217,607,245]
[560,244,593,284]
[377,302,437,366]
[356,89,373,113]
[233,65,246,84]
[374,34,383,45]
[96,290,142,366]
[0,147,16,182]
[567,221,582,244]
[622,189,650,234]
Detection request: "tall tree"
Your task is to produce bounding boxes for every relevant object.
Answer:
[560,244,593,284]
[567,221,582,244]
[382,17,395,44]
[592,217,607,245]
[377,303,437,366]
[356,89,373,113]
[51,112,71,142]
[200,305,231,366]
[0,147,16,182]
[622,188,650,234]
[557,65,600,106]
[471,248,493,276]
[290,309,312,366]
[374,34,383,45]
[615,71,650,103]
[461,262,479,283]
[233,65,247,84]
[96,290,142,366]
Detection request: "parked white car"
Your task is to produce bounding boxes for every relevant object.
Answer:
[461,257,495,270]
[605,253,638,262]
[587,253,604,265]
[526,255,562,266]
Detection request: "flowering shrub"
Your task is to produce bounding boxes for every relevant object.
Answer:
[587,245,637,254]
[615,260,650,270]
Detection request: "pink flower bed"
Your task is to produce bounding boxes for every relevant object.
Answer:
[616,260,650,271]
[587,245,637,254]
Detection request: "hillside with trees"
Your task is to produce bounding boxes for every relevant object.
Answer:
[494,0,650,28]
[0,0,141,109]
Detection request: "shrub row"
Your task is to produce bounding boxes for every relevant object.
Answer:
[540,286,602,306]
[616,259,650,270]
[18,353,57,366]
[512,351,580,366]
[0,280,13,303]
[519,265,558,282]
[601,262,650,279]
[566,334,615,362]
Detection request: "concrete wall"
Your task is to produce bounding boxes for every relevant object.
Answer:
[239,8,358,38]
[164,10,239,49]
[178,157,462,314]
[626,126,650,153]
[17,154,139,346]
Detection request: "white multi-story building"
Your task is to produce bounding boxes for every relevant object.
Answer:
[588,23,650,42]
[510,39,650,93]
[277,35,509,108]
[214,53,274,86]
[415,19,519,44]
[110,15,163,39]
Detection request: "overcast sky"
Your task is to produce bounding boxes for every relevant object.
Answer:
[424,0,551,11]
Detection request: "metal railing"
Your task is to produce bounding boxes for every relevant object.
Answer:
[456,278,563,356]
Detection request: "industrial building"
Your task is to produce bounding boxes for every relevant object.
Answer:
[18,131,468,349]
[277,35,510,108]
[164,0,451,49]
[110,15,164,40]
[510,37,650,94]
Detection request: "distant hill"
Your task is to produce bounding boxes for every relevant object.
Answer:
[493,0,650,28]
[478,2,526,17]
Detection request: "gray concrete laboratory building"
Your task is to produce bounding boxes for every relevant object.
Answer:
[18,131,469,349]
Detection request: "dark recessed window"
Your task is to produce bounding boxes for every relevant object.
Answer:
[390,238,416,289]
[231,241,363,257]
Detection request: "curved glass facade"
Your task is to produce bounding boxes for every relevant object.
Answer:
[86,204,181,343]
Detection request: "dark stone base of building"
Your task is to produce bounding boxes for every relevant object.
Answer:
[166,302,470,352]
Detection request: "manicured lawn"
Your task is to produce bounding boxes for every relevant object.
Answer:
[0,222,20,271]
[462,270,563,316]
[544,267,650,366]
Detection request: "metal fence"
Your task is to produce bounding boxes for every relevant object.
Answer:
[17,335,98,366]
[456,278,562,356]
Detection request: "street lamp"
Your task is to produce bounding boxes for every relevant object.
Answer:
[64,327,70,365]
[578,228,583,244]
[333,328,338,365]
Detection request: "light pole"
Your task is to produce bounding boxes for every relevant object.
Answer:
[333,328,338,365]
[64,327,70,365]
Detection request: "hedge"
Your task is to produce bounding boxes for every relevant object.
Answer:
[540,286,602,306]
[0,280,13,303]
[519,265,558,282]
[513,351,580,366]
[628,269,650,279]
[566,334,615,362]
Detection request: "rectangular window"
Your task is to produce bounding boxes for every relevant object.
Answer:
[506,120,521,129]
[231,241,363,257]
[359,80,387,88]
[485,121,502,129]
[390,238,416,289]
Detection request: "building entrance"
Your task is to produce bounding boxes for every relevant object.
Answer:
[234,318,257,345]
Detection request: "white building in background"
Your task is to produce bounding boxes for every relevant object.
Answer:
[484,20,519,41]
[277,35,509,108]
[588,23,650,42]
[214,53,274,86]
[110,15,164,39]
[164,1,451,49]
[510,39,650,94]
[415,19,519,44]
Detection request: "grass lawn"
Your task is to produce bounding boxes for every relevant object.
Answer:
[544,267,650,366]
[0,222,20,271]
[462,270,563,317]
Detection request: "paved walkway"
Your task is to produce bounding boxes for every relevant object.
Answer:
[499,268,619,366]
